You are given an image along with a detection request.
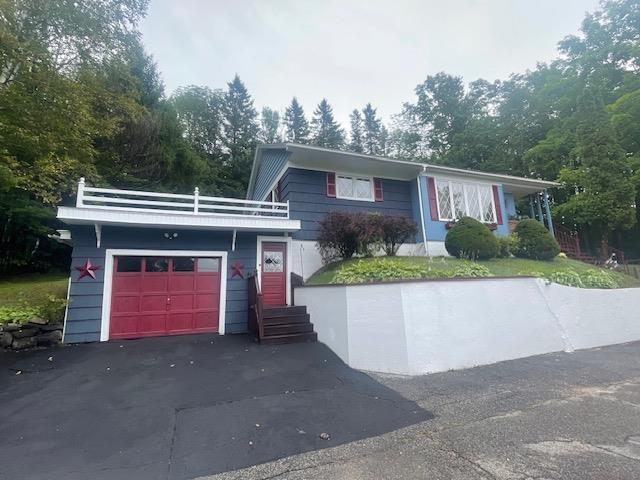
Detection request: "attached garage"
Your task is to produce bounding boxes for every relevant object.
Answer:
[109,255,223,339]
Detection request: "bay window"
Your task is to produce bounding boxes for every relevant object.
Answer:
[436,179,496,223]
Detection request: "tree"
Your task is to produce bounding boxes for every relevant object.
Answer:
[311,99,345,149]
[221,74,259,196]
[362,103,382,155]
[259,107,281,143]
[556,88,636,241]
[283,97,310,143]
[348,109,364,152]
[379,124,389,156]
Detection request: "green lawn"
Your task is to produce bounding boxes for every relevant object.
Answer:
[307,256,640,288]
[0,272,69,307]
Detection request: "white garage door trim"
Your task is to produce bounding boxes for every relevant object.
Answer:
[100,249,228,341]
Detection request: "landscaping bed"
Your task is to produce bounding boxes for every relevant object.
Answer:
[307,256,640,289]
[0,273,68,350]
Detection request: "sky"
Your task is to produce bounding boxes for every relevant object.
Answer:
[140,0,601,127]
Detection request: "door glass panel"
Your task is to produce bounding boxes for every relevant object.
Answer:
[198,258,220,272]
[117,256,142,272]
[173,257,195,272]
[145,257,169,272]
[263,251,284,272]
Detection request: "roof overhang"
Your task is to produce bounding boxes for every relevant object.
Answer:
[57,207,301,233]
[422,164,559,199]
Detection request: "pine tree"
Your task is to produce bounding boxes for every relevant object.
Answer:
[283,97,310,143]
[349,109,364,152]
[362,103,382,155]
[259,107,281,143]
[311,99,345,149]
[379,124,389,156]
[222,74,258,196]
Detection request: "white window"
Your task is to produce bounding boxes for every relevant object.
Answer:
[336,175,374,201]
[436,179,496,223]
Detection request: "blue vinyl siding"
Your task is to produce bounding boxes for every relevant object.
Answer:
[280,168,415,241]
[65,226,269,343]
[251,149,290,200]
[420,176,509,242]
[504,192,516,219]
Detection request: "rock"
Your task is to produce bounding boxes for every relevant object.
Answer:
[28,317,47,325]
[319,432,331,440]
[12,337,36,350]
[36,330,62,345]
[12,327,38,339]
[40,324,63,332]
[1,323,21,333]
[0,332,13,348]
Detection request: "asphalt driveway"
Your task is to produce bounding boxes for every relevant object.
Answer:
[0,334,430,480]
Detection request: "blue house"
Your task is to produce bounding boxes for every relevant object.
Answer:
[57,143,557,344]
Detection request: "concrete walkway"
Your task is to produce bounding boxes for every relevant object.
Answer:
[203,341,640,480]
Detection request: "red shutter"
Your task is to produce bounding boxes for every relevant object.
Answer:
[427,177,439,221]
[374,178,384,202]
[492,185,503,225]
[326,172,336,197]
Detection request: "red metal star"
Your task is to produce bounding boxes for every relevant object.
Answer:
[230,261,244,279]
[76,259,100,280]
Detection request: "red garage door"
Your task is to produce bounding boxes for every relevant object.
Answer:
[110,256,221,339]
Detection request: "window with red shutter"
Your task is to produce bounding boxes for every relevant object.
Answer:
[492,185,503,225]
[374,178,384,202]
[426,177,439,221]
[326,172,336,197]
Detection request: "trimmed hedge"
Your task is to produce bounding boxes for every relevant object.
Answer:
[513,219,560,260]
[445,217,499,260]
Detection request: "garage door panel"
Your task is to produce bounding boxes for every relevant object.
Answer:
[196,275,218,291]
[110,315,139,337]
[169,275,195,292]
[113,277,141,293]
[141,276,168,292]
[110,256,221,339]
[170,294,194,311]
[194,311,218,330]
[195,293,217,309]
[138,314,166,334]
[168,313,193,332]
[140,294,168,312]
[112,296,139,314]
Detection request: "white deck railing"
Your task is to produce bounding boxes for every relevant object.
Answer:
[75,178,289,219]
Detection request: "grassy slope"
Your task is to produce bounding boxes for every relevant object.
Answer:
[0,273,69,307]
[308,256,640,288]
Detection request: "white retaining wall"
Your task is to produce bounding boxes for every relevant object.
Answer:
[294,278,640,375]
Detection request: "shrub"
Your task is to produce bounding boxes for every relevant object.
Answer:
[333,258,427,283]
[537,269,619,288]
[377,215,418,256]
[513,219,560,260]
[496,234,519,258]
[40,294,67,323]
[0,295,67,325]
[317,212,380,261]
[445,217,499,260]
[0,305,42,324]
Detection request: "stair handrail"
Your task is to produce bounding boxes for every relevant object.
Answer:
[248,273,265,340]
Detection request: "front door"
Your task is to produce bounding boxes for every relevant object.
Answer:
[261,242,287,306]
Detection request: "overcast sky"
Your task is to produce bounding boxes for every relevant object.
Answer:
[140,0,600,126]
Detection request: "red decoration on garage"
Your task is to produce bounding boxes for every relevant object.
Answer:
[76,259,100,280]
[230,261,245,279]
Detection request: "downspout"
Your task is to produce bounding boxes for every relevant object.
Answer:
[416,168,429,256]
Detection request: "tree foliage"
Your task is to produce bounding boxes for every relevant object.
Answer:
[311,99,345,149]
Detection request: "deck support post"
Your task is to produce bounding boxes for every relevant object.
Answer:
[542,189,554,236]
[535,193,544,226]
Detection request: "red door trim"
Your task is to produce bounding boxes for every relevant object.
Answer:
[257,237,291,307]
[103,250,229,341]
